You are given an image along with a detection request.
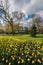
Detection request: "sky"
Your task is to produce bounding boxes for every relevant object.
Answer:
[0,0,43,22]
[8,0,43,21]
[0,0,43,16]
[8,0,43,15]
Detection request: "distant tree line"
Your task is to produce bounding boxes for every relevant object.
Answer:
[0,0,43,36]
[0,15,43,35]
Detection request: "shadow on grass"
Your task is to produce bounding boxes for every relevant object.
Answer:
[36,35,43,38]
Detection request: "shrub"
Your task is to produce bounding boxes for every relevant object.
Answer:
[29,24,37,37]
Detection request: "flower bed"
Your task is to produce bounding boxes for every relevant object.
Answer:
[0,37,43,65]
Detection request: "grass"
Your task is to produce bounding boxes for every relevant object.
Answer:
[0,34,43,42]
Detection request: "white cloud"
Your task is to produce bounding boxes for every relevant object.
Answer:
[36,11,43,17]
[22,0,43,14]
[1,0,43,15]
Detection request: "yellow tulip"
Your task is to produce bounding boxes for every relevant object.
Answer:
[32,60,35,64]
[37,59,41,63]
[27,58,30,61]
[6,59,8,63]
[21,59,24,63]
[18,61,20,64]
[2,58,5,61]
[8,62,11,65]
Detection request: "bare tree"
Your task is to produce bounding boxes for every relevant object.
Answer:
[0,0,14,34]
[0,0,25,34]
[12,11,25,32]
[32,15,41,33]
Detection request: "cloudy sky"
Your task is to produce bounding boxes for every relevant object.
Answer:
[0,0,43,26]
[0,0,43,20]
[0,0,43,15]
[8,0,43,15]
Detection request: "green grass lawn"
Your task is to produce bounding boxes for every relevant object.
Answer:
[0,34,43,42]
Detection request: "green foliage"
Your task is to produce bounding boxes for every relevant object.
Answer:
[0,29,4,34]
[29,24,37,37]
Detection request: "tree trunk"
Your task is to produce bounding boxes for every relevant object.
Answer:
[18,21,20,33]
[11,23,15,34]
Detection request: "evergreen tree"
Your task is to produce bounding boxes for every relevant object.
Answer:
[30,24,37,37]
